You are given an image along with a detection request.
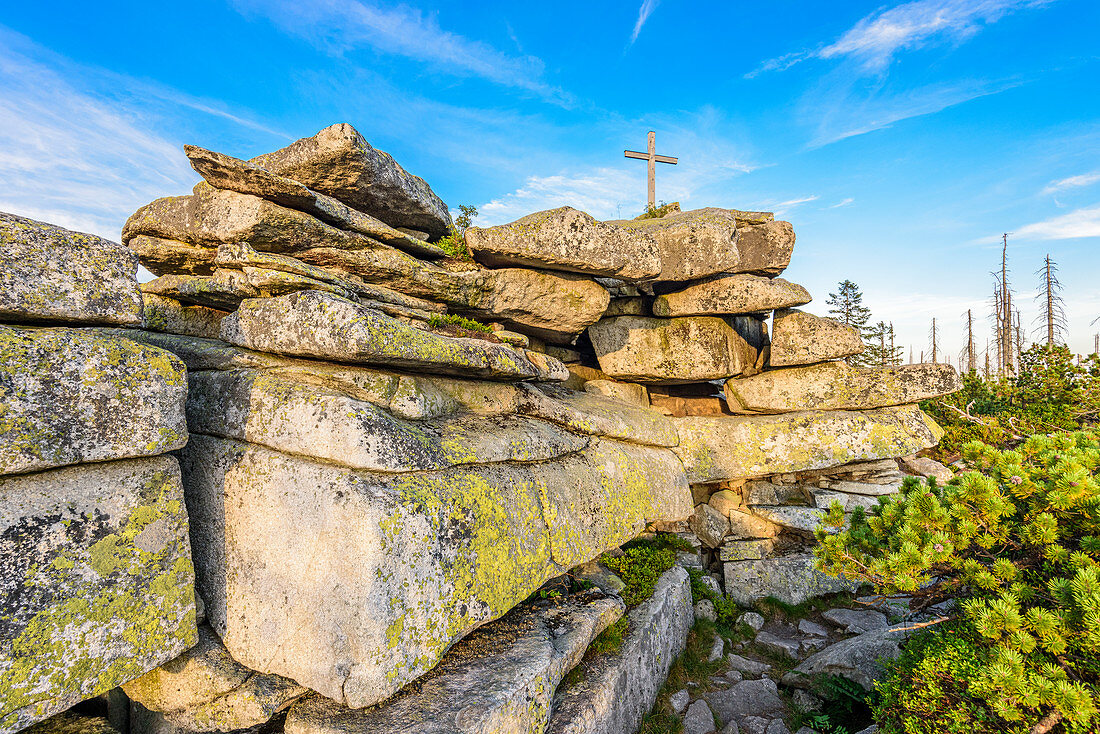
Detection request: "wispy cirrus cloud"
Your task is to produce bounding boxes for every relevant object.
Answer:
[1042,172,1100,195]
[828,197,855,209]
[0,26,278,240]
[1013,204,1100,240]
[232,0,573,106]
[629,0,661,45]
[749,0,1053,77]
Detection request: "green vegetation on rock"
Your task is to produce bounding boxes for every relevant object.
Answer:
[815,430,1100,732]
[427,313,492,334]
[600,537,679,607]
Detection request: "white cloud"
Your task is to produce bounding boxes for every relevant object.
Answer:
[828,197,855,209]
[1042,172,1100,195]
[751,0,1051,76]
[1013,204,1100,240]
[232,0,572,105]
[629,0,661,45]
[806,75,1019,148]
[478,167,644,225]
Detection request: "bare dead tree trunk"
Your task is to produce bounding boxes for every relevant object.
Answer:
[1001,234,1014,376]
[1045,255,1055,345]
[930,317,938,364]
[966,309,976,373]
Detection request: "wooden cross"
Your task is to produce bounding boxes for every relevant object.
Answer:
[624,131,678,208]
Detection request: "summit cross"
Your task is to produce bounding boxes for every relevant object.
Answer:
[624,131,678,208]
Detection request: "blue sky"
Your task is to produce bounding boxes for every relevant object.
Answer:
[2,0,1098,360]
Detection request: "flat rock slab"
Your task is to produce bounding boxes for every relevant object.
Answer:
[589,315,763,384]
[123,624,305,732]
[704,678,786,729]
[654,274,810,318]
[219,290,565,381]
[186,368,589,471]
[725,362,961,413]
[608,209,794,282]
[467,207,661,280]
[0,212,142,326]
[781,627,907,691]
[0,326,188,475]
[20,713,118,734]
[672,405,944,483]
[285,593,623,734]
[821,609,889,634]
[547,567,694,734]
[0,457,197,732]
[96,330,679,447]
[749,506,828,533]
[181,435,689,709]
[249,123,453,238]
[723,553,860,606]
[184,145,443,259]
[769,309,863,367]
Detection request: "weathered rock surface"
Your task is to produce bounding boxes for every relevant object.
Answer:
[248,123,452,237]
[821,609,889,634]
[20,713,117,734]
[899,455,954,483]
[782,627,907,690]
[749,506,828,534]
[682,699,717,734]
[96,330,680,447]
[0,326,188,475]
[184,146,444,258]
[218,290,566,380]
[724,362,961,413]
[186,368,589,471]
[722,554,859,606]
[126,235,217,277]
[181,434,690,708]
[284,593,623,734]
[690,504,730,549]
[673,405,944,483]
[123,625,305,732]
[653,275,810,318]
[547,567,694,734]
[290,246,611,343]
[704,679,786,730]
[0,457,197,732]
[608,209,793,281]
[589,315,763,384]
[142,294,228,340]
[466,207,661,280]
[583,379,650,407]
[0,212,142,326]
[769,309,863,367]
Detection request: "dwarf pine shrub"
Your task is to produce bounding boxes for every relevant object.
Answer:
[814,430,1100,732]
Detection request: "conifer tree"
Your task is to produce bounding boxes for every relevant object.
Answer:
[1035,254,1067,346]
[826,280,872,366]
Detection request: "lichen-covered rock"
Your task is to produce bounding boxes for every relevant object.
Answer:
[0,457,197,732]
[653,274,810,318]
[126,235,217,277]
[769,309,863,367]
[186,368,588,471]
[284,593,623,734]
[0,212,141,326]
[181,434,690,708]
[248,123,453,238]
[91,330,681,448]
[218,290,566,381]
[0,326,188,475]
[123,625,305,732]
[588,315,764,384]
[723,553,859,606]
[262,244,611,343]
[673,405,943,483]
[609,208,793,282]
[184,146,444,259]
[582,379,649,407]
[724,362,961,413]
[689,504,730,549]
[546,567,693,734]
[466,207,661,280]
[142,295,228,340]
[20,713,118,734]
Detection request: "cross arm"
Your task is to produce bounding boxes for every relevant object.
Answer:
[624,150,649,160]
[653,154,677,165]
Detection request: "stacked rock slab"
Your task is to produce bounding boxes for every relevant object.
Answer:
[108,124,698,733]
[471,197,961,610]
[0,213,197,733]
[5,121,962,734]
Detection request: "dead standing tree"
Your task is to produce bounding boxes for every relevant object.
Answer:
[1035,254,1067,345]
[991,234,1016,377]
